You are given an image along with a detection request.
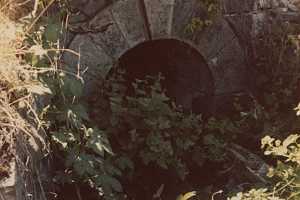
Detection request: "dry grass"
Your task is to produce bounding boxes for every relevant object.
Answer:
[0,11,27,181]
[0,10,46,183]
[0,1,68,197]
[0,12,26,88]
[0,0,34,20]
[0,2,60,198]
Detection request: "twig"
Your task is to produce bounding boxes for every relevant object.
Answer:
[9,95,31,106]
[35,166,48,200]
[16,0,32,7]
[32,0,39,17]
[273,178,295,196]
[75,184,83,200]
[25,0,56,35]
[4,48,81,56]
[211,190,223,200]
[0,0,11,12]
[288,190,300,199]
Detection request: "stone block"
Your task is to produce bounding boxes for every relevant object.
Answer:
[222,0,255,14]
[209,37,247,94]
[171,0,202,40]
[0,127,52,200]
[89,9,130,59]
[70,0,109,17]
[144,0,175,39]
[195,18,236,60]
[111,0,147,48]
[63,34,113,97]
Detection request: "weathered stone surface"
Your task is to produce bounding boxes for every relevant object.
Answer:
[224,15,253,43]
[210,36,247,94]
[118,39,215,115]
[195,18,236,60]
[252,0,279,9]
[273,10,300,23]
[70,0,109,17]
[0,127,52,200]
[63,34,113,97]
[288,0,300,11]
[221,0,280,14]
[64,34,112,71]
[89,9,130,59]
[224,14,255,65]
[111,0,147,48]
[228,143,270,184]
[171,0,202,40]
[221,0,255,13]
[223,0,300,13]
[0,162,16,200]
[64,0,300,113]
[144,0,175,39]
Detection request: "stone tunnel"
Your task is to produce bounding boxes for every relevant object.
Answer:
[63,0,300,113]
[2,0,300,200]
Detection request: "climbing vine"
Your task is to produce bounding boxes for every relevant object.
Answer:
[185,0,219,34]
[14,0,300,199]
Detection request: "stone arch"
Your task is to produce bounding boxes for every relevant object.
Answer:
[63,0,249,107]
[117,38,215,115]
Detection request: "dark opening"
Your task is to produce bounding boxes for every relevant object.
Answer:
[118,39,215,116]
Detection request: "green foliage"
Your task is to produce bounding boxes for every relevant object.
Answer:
[253,23,300,116]
[228,188,284,200]
[21,1,300,199]
[22,7,126,199]
[185,0,218,34]
[44,72,122,199]
[176,191,197,200]
[36,62,225,198]
[228,131,300,200]
[20,1,225,198]
[37,65,231,199]
[94,69,215,180]
[225,23,300,200]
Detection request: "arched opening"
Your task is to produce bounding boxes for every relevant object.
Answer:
[118,39,215,116]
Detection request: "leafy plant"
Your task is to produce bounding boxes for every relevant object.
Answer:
[19,0,300,199]
[227,133,300,200]
[185,0,218,34]
[176,191,197,200]
[93,68,210,180]
[43,72,125,199]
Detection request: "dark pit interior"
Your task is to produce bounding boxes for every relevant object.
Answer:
[118,39,215,117]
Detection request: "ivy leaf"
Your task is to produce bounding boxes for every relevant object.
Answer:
[86,128,113,156]
[96,174,123,193]
[71,104,89,121]
[104,162,122,176]
[283,134,300,148]
[176,191,197,200]
[61,75,83,97]
[73,153,96,176]
[29,45,48,57]
[27,84,52,95]
[158,118,171,129]
[44,23,61,43]
[98,64,112,79]
[70,78,84,97]
[116,157,134,170]
[52,131,75,149]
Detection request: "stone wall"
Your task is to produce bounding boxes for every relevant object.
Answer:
[63,0,300,109]
[0,101,53,200]
[2,0,299,199]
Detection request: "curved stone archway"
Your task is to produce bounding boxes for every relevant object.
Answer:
[63,0,249,107]
[64,0,300,111]
[64,0,300,103]
[118,38,215,115]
